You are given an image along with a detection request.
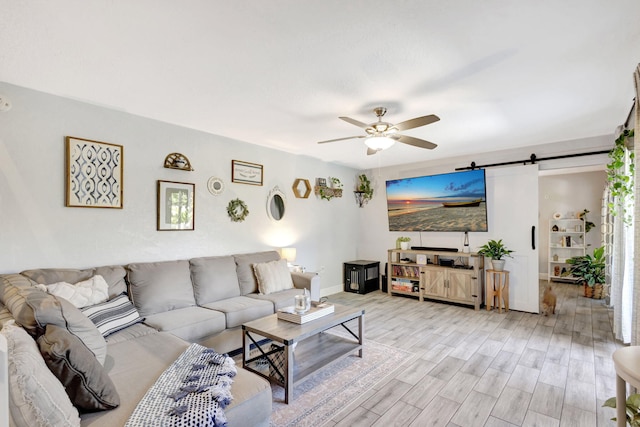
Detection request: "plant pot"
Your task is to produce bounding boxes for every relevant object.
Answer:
[491,259,505,271]
[400,242,410,250]
[584,283,604,299]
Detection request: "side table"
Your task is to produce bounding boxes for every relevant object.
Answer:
[486,269,509,313]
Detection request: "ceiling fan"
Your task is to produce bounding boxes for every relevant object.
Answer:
[317,107,440,155]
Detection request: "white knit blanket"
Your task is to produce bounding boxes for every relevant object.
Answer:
[125,344,236,427]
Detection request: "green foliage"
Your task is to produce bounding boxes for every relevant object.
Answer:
[476,239,514,260]
[607,129,634,226]
[578,209,596,233]
[397,236,411,242]
[357,174,374,201]
[565,246,605,286]
[603,394,640,426]
[227,198,249,222]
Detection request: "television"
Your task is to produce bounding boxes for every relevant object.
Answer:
[386,169,488,232]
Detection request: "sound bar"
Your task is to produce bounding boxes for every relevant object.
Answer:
[411,246,459,252]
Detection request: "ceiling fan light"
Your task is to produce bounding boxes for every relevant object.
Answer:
[364,135,395,151]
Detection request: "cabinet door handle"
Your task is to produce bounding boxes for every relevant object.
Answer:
[531,225,536,250]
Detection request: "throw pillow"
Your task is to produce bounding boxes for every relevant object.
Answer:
[37,324,120,412]
[253,259,294,295]
[81,294,144,337]
[31,293,108,365]
[1,321,80,427]
[43,275,109,308]
[1,276,107,365]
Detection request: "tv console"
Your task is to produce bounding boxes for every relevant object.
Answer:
[411,246,458,252]
[388,248,484,310]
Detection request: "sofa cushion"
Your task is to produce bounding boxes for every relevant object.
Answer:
[1,275,107,365]
[234,251,280,295]
[38,324,120,412]
[247,288,303,310]
[190,255,241,304]
[104,323,158,345]
[201,296,273,328]
[21,265,127,299]
[143,306,226,342]
[253,258,294,295]
[79,331,272,427]
[1,321,81,427]
[127,260,195,317]
[81,294,144,337]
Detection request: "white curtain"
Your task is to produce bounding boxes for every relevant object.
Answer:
[609,151,635,344]
[610,63,638,344]
[633,64,640,345]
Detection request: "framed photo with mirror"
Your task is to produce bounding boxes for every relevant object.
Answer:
[157,180,195,231]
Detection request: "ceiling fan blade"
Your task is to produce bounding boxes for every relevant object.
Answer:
[367,148,378,156]
[317,135,365,144]
[396,134,438,150]
[339,116,370,129]
[394,114,440,131]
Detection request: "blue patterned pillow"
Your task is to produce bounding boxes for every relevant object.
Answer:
[81,294,144,337]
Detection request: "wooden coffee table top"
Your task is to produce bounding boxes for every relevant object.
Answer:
[242,303,364,345]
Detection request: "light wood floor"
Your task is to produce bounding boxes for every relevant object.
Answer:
[323,281,622,427]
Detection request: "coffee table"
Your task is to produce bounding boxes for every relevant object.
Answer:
[242,303,364,404]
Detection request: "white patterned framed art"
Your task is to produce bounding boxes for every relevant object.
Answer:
[65,136,123,208]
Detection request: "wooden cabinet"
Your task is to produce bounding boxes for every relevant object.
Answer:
[388,249,484,310]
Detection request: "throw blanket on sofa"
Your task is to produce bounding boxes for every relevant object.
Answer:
[125,343,236,427]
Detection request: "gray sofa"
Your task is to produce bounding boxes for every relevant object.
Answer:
[0,250,320,427]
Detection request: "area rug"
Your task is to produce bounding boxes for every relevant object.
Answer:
[236,333,413,427]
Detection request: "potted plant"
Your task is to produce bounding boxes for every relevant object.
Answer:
[477,239,514,271]
[397,236,411,250]
[354,174,374,207]
[565,246,606,299]
[603,394,640,426]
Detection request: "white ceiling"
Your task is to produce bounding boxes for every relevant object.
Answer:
[1,1,639,170]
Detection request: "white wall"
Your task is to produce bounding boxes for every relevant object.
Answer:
[356,135,613,276]
[0,82,360,293]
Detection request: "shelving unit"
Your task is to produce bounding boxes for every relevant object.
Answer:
[387,249,484,310]
[548,216,586,282]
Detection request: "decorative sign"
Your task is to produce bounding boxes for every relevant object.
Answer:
[65,136,123,208]
[232,160,263,186]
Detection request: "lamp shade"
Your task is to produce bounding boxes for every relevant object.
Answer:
[364,135,395,151]
[281,247,297,263]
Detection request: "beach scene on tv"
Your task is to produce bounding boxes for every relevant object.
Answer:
[386,169,488,232]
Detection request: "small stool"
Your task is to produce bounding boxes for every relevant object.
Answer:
[486,269,509,313]
[613,346,640,427]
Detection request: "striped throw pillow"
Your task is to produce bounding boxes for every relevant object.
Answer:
[81,294,143,337]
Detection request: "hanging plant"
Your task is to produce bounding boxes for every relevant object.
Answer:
[227,198,249,222]
[606,129,634,225]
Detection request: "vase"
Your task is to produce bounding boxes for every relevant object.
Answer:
[400,242,409,250]
[491,259,505,271]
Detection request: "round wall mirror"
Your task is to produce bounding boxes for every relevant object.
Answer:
[267,186,286,221]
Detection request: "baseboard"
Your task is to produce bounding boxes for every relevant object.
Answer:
[321,284,344,298]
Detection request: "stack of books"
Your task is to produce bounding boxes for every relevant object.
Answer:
[277,302,334,324]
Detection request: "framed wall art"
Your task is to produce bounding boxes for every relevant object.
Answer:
[157,180,195,231]
[65,136,123,208]
[231,160,263,186]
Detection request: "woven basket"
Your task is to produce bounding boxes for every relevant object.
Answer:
[583,283,604,299]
